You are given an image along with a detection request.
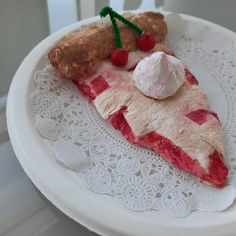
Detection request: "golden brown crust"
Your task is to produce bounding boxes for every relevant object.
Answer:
[48,12,167,79]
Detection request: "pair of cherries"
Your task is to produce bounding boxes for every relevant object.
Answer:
[100,7,155,67]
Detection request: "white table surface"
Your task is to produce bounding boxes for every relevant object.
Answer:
[0,1,100,234]
[0,134,99,236]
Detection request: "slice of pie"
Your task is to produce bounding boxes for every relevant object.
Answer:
[48,11,228,188]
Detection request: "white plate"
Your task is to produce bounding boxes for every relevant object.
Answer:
[7,11,236,236]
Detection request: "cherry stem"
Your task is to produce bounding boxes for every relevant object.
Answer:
[111,10,144,35]
[110,13,122,48]
[99,6,144,35]
[100,7,122,48]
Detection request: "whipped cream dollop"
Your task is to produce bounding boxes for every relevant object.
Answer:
[132,52,185,99]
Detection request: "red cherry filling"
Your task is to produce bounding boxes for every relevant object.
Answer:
[90,75,110,95]
[136,32,155,51]
[73,75,109,101]
[127,63,137,72]
[111,48,128,67]
[73,81,95,101]
[185,68,199,85]
[186,109,220,125]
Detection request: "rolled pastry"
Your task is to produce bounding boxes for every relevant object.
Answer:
[48,12,167,79]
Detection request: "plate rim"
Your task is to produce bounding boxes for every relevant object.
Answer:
[6,11,236,236]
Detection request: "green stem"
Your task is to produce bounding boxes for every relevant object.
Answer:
[99,6,111,17]
[110,14,122,48]
[99,6,144,35]
[111,10,144,35]
[100,6,122,48]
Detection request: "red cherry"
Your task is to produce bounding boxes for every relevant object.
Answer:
[136,32,155,51]
[111,48,128,67]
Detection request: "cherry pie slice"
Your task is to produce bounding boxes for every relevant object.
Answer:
[48,12,228,188]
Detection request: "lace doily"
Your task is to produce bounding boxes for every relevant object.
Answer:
[29,14,236,217]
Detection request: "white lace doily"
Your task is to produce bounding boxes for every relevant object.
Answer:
[29,14,236,217]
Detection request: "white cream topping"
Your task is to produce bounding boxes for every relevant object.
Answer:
[132,52,185,99]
